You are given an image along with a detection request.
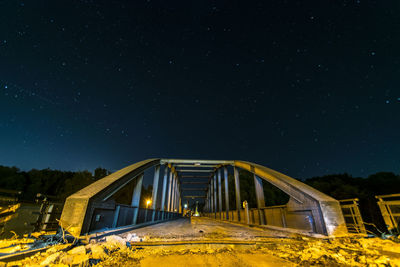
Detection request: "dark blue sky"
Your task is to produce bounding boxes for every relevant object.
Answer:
[1,0,399,179]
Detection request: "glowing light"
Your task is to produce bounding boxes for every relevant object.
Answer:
[146,199,151,208]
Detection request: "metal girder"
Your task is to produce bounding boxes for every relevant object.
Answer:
[173,164,217,168]
[217,169,222,218]
[234,167,241,221]
[181,188,207,191]
[254,173,266,225]
[182,196,207,198]
[161,159,234,165]
[160,167,169,212]
[176,169,213,173]
[131,174,143,225]
[151,166,160,221]
[180,175,211,178]
[213,173,217,218]
[181,182,209,184]
[224,167,229,220]
[167,170,173,211]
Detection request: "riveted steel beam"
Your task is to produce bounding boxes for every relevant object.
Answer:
[176,169,214,173]
[180,175,211,178]
[173,164,217,168]
[161,159,234,165]
[181,188,207,191]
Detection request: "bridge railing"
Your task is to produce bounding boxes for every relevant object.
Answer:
[339,198,367,235]
[376,193,400,234]
[205,204,315,232]
[88,203,180,234]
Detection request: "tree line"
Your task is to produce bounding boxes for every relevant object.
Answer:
[0,165,110,201]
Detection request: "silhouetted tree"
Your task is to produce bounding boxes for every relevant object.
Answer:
[94,167,110,180]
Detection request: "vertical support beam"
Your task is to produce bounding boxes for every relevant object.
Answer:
[218,169,222,219]
[213,173,217,218]
[172,178,178,212]
[178,186,181,213]
[170,173,176,212]
[112,205,120,228]
[132,174,144,225]
[179,187,182,214]
[160,166,169,220]
[151,165,160,221]
[224,167,230,220]
[210,181,214,213]
[234,167,241,221]
[176,179,180,212]
[167,170,173,212]
[206,190,209,212]
[177,182,181,212]
[175,175,178,212]
[254,174,266,225]
[244,201,250,224]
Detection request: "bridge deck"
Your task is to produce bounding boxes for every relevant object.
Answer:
[118,217,294,242]
[113,217,296,266]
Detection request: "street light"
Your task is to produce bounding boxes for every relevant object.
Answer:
[144,199,152,221]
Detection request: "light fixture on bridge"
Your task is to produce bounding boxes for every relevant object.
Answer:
[184,204,188,209]
[146,199,151,208]
[194,162,201,166]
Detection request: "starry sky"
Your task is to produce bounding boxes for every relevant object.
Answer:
[1,0,399,179]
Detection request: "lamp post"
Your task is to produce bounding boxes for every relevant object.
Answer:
[145,199,151,221]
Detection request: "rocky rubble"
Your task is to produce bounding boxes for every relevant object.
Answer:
[0,234,399,266]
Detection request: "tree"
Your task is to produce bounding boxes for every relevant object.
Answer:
[94,167,110,180]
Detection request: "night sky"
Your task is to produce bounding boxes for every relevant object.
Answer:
[1,1,399,179]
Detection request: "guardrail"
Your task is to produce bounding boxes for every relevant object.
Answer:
[339,198,366,235]
[376,193,400,234]
[205,204,316,233]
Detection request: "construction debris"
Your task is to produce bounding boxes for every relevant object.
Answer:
[1,218,400,266]
[0,234,399,266]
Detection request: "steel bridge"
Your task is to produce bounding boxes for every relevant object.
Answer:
[59,159,348,238]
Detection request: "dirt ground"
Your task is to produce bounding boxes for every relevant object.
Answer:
[119,217,292,241]
[1,217,400,266]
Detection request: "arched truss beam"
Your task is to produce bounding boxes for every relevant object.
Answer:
[60,159,161,237]
[232,161,347,237]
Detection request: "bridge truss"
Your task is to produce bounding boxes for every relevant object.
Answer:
[59,159,347,237]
